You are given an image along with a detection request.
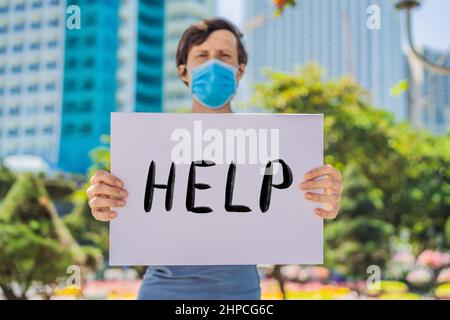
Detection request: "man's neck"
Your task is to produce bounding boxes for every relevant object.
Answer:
[192,100,233,113]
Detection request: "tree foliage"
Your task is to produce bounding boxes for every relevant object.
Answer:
[0,173,101,299]
[253,64,450,277]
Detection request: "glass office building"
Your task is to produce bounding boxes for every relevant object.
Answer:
[242,0,408,120]
[58,0,120,173]
[0,0,66,168]
[116,0,165,113]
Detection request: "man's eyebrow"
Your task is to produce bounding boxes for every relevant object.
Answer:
[217,49,233,54]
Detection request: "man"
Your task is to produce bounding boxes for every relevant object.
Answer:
[87,18,343,299]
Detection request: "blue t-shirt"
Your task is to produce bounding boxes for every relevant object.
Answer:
[138,265,261,300]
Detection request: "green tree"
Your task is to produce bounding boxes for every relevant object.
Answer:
[253,64,450,277]
[0,173,101,299]
[64,135,111,256]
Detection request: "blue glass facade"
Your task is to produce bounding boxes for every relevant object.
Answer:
[135,0,165,112]
[59,0,120,173]
[58,0,165,173]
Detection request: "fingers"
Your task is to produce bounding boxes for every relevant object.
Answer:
[314,208,338,219]
[87,171,127,222]
[88,196,126,210]
[299,178,341,193]
[90,170,124,188]
[91,208,118,221]
[304,164,342,182]
[304,192,340,205]
[87,182,128,199]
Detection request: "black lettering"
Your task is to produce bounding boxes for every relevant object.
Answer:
[186,160,216,214]
[259,159,293,212]
[144,161,175,212]
[225,162,252,212]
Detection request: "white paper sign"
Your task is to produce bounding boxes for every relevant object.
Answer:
[110,113,323,266]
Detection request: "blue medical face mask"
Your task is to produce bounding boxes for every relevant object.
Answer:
[187,59,239,109]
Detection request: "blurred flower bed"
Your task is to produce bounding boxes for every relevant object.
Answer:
[46,249,449,300]
[258,249,450,300]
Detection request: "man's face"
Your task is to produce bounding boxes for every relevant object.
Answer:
[178,29,246,86]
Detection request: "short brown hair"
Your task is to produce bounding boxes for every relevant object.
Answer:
[176,18,248,84]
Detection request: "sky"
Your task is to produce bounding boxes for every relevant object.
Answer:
[217,0,450,52]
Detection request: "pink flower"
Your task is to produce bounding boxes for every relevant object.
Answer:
[406,267,433,286]
[308,266,330,281]
[417,250,450,269]
[280,265,301,280]
[437,268,450,284]
[392,252,415,266]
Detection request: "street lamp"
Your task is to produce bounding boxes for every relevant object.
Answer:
[395,0,450,75]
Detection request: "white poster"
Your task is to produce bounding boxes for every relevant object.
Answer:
[110,113,323,266]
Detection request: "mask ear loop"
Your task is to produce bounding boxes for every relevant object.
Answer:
[184,65,193,95]
[235,66,242,90]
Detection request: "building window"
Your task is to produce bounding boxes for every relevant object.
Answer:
[32,1,43,9]
[13,44,24,52]
[9,107,20,116]
[85,35,96,46]
[44,104,55,113]
[84,57,95,68]
[67,37,77,47]
[47,61,57,69]
[8,128,19,137]
[14,23,25,32]
[31,21,42,30]
[30,42,41,50]
[0,6,8,14]
[0,66,5,74]
[138,52,162,66]
[50,0,60,6]
[28,84,39,92]
[139,12,163,28]
[43,126,53,134]
[80,123,92,135]
[63,123,76,135]
[65,79,76,90]
[47,39,58,48]
[15,4,26,12]
[137,93,160,106]
[138,32,162,47]
[49,19,59,27]
[25,127,37,136]
[12,65,22,74]
[29,63,40,71]
[80,100,93,112]
[137,72,161,86]
[0,25,8,34]
[66,58,77,69]
[83,79,94,90]
[86,13,96,25]
[64,102,76,112]
[0,46,6,54]
[46,82,56,91]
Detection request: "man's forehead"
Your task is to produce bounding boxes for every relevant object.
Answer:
[191,30,238,52]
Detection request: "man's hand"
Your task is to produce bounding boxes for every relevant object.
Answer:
[299,164,343,219]
[87,170,128,221]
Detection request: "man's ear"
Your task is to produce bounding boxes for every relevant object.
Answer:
[237,64,246,81]
[178,64,189,86]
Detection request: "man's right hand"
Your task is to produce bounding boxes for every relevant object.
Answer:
[87,170,128,221]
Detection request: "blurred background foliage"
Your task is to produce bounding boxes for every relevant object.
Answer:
[253,64,450,278]
[0,63,448,298]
